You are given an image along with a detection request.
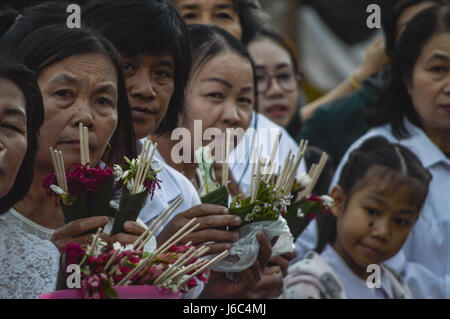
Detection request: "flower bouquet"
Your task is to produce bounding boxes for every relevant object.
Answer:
[283,151,334,240]
[43,124,115,224]
[111,139,161,235]
[40,204,230,299]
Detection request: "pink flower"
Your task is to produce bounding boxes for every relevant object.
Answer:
[43,163,114,200]
[144,177,162,201]
[197,270,210,283]
[187,278,198,289]
[63,243,86,265]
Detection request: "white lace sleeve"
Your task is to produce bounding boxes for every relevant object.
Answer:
[0,220,60,299]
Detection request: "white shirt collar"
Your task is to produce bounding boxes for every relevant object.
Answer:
[321,245,393,299]
[371,118,450,168]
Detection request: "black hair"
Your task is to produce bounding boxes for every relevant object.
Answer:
[82,0,192,135]
[0,56,44,214]
[382,0,448,58]
[14,24,137,165]
[368,5,450,139]
[234,0,266,45]
[315,136,432,253]
[249,28,301,77]
[0,1,71,56]
[188,23,258,113]
[0,5,20,38]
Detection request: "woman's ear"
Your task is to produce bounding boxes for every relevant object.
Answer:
[330,185,346,218]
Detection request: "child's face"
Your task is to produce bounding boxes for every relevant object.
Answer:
[331,178,420,279]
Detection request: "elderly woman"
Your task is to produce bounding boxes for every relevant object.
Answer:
[3,23,145,255]
[0,57,57,298]
[297,5,450,298]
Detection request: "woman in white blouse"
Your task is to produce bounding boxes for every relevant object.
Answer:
[297,5,450,298]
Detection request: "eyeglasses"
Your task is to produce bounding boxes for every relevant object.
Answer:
[256,69,302,94]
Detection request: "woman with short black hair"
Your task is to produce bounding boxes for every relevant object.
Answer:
[0,57,43,214]
[0,57,59,299]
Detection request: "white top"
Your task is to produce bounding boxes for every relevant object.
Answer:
[0,211,60,299]
[295,118,450,298]
[229,112,306,196]
[321,245,392,299]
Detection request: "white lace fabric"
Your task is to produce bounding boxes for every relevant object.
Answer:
[0,213,60,299]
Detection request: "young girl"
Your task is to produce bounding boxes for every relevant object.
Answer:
[283,137,432,299]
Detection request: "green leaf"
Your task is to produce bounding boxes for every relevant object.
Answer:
[104,283,118,299]
[229,202,256,225]
[200,185,229,207]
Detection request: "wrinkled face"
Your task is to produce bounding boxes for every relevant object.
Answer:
[121,54,175,139]
[175,0,242,40]
[185,52,254,152]
[406,32,450,133]
[396,2,437,39]
[0,79,27,198]
[37,53,118,171]
[331,170,420,279]
[248,37,299,128]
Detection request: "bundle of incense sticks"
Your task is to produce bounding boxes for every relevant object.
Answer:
[49,147,68,193]
[78,123,90,167]
[275,139,309,196]
[221,129,232,188]
[105,195,184,273]
[296,151,329,202]
[115,214,230,288]
[131,139,157,195]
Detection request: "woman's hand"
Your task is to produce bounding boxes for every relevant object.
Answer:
[156,204,242,255]
[267,251,297,277]
[51,216,110,251]
[355,37,390,82]
[198,231,272,298]
[243,265,284,299]
[109,221,146,246]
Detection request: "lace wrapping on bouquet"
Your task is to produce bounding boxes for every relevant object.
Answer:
[209,216,295,273]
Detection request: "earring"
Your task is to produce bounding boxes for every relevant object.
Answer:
[104,143,111,157]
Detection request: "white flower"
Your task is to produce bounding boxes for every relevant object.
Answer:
[297,172,312,188]
[280,194,293,208]
[88,236,108,257]
[124,244,134,251]
[113,164,123,179]
[109,200,119,210]
[49,184,67,196]
[297,207,304,218]
[320,195,335,208]
[126,178,135,192]
[122,170,131,181]
[113,242,124,252]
